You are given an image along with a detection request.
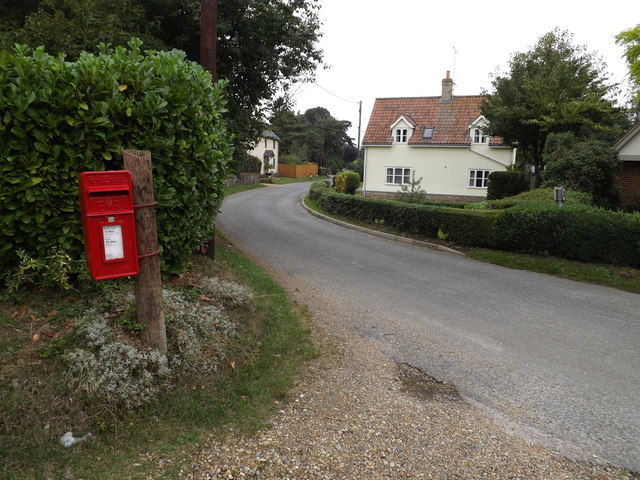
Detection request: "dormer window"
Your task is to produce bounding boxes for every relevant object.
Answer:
[423,126,434,140]
[395,128,408,143]
[473,128,488,144]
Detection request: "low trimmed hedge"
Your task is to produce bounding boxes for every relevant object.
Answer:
[312,188,497,247]
[309,183,640,266]
[495,203,640,266]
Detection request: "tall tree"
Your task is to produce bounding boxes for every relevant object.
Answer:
[140,0,325,157]
[0,0,162,58]
[541,132,621,207]
[270,106,352,172]
[481,29,625,186]
[616,24,640,105]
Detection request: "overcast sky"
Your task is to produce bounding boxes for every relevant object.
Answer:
[289,0,637,145]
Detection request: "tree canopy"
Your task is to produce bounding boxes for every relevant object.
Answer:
[481,29,627,186]
[0,0,325,158]
[269,106,353,173]
[541,132,620,207]
[616,24,640,104]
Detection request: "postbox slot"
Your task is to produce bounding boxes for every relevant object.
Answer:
[87,190,130,198]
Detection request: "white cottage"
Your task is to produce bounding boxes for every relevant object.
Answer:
[248,130,280,175]
[362,72,516,201]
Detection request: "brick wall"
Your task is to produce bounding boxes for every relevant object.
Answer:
[364,191,484,204]
[618,161,640,207]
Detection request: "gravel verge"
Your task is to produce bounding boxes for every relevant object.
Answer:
[181,265,634,480]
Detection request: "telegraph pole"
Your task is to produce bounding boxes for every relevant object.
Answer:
[200,0,217,79]
[357,100,362,151]
[200,0,218,259]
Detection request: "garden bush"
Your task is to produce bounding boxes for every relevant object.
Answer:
[438,209,500,247]
[334,171,360,195]
[495,203,640,266]
[486,171,530,200]
[309,180,331,202]
[230,152,261,174]
[486,188,592,209]
[0,40,232,283]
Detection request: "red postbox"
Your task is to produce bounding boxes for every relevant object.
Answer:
[79,170,139,280]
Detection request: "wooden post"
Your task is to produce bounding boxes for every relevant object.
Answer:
[200,0,217,80]
[200,0,218,260]
[123,150,167,354]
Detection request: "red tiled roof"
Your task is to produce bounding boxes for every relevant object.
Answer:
[363,95,502,146]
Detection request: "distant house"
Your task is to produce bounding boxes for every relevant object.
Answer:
[615,122,640,207]
[248,130,280,175]
[362,72,516,201]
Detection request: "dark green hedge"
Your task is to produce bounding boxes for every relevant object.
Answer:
[495,203,640,266]
[310,185,640,266]
[0,41,232,279]
[487,171,530,200]
[313,190,497,246]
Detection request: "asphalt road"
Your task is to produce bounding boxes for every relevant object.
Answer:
[217,182,640,471]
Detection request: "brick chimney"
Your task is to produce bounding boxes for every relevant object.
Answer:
[440,70,453,103]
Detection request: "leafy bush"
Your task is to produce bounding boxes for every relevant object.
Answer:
[395,175,427,204]
[334,171,360,195]
[486,188,592,209]
[487,171,530,200]
[309,180,331,202]
[333,172,345,193]
[439,209,500,247]
[230,152,261,174]
[0,40,232,283]
[541,133,621,208]
[495,203,640,266]
[346,159,364,180]
[4,248,77,292]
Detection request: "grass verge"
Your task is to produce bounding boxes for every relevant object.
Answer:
[272,175,328,185]
[304,195,640,294]
[465,249,640,293]
[0,240,316,479]
[224,183,266,196]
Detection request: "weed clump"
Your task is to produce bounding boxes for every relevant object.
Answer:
[199,277,254,309]
[163,288,235,375]
[65,317,170,409]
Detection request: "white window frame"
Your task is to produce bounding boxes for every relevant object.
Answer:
[469,169,491,188]
[394,128,408,143]
[386,167,412,185]
[473,128,488,144]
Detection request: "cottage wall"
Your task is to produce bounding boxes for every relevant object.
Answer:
[363,144,513,197]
